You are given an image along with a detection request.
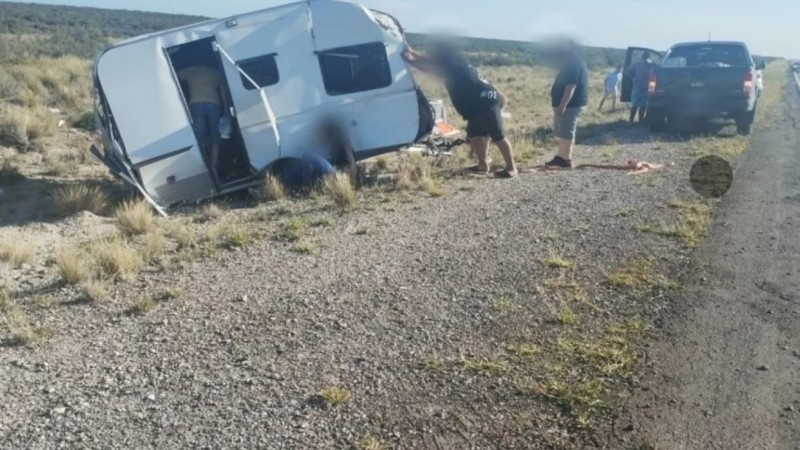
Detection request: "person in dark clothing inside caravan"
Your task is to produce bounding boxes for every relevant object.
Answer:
[403,43,518,178]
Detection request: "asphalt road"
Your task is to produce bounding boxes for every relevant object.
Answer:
[614,76,800,449]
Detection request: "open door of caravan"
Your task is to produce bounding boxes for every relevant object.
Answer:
[96,37,217,207]
[621,47,662,103]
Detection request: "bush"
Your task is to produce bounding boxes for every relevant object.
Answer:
[115,199,154,235]
[321,172,356,210]
[55,184,109,216]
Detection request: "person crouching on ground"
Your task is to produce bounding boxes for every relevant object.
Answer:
[545,40,589,169]
[599,65,622,112]
[403,43,518,178]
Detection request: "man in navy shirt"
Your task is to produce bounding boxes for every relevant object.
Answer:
[546,40,589,169]
[403,43,518,178]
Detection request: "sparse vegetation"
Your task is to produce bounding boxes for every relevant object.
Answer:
[293,241,315,254]
[637,199,711,248]
[125,297,156,316]
[82,278,110,303]
[55,184,109,217]
[607,258,681,291]
[318,387,351,407]
[545,253,574,269]
[556,308,580,326]
[89,238,143,282]
[199,203,225,222]
[211,224,252,250]
[0,240,34,268]
[278,218,308,242]
[142,232,165,262]
[321,172,357,210]
[55,246,88,285]
[358,438,387,450]
[115,199,155,235]
[257,173,287,202]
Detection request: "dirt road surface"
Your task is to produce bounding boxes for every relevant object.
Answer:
[614,80,800,449]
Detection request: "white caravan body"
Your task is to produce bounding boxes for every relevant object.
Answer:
[92,0,434,210]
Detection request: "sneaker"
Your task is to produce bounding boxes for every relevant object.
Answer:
[545,156,573,169]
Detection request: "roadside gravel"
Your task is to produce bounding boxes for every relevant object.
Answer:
[1,120,731,449]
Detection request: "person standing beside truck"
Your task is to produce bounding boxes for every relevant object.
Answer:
[626,51,654,124]
[402,43,518,178]
[599,65,623,112]
[178,64,226,180]
[545,40,589,169]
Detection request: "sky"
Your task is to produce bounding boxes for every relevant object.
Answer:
[19,0,800,58]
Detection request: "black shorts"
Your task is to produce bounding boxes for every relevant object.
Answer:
[466,106,505,142]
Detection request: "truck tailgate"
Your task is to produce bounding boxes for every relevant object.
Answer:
[657,67,746,98]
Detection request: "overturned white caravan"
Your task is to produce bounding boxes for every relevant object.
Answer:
[91,0,435,213]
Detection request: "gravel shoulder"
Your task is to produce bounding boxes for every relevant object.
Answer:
[0,80,787,449]
[612,77,800,449]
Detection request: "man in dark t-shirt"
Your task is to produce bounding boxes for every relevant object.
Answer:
[546,40,589,169]
[403,43,518,178]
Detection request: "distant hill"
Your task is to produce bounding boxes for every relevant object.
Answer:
[0,1,207,61]
[0,1,623,69]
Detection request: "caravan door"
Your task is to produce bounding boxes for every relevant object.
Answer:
[96,37,215,206]
[213,39,283,171]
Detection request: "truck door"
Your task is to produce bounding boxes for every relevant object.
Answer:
[621,47,663,103]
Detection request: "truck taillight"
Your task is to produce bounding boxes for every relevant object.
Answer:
[743,72,754,97]
[648,73,657,94]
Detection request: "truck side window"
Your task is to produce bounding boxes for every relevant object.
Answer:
[238,54,280,91]
[318,42,392,96]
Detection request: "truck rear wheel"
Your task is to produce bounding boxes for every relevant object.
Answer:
[736,110,755,136]
[648,109,667,133]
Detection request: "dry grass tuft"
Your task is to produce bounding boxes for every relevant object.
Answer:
[125,297,156,316]
[321,172,357,210]
[88,238,143,282]
[209,224,253,250]
[0,294,48,346]
[258,173,287,202]
[556,308,580,326]
[278,218,308,242]
[293,241,316,254]
[115,199,154,235]
[607,258,682,291]
[55,246,89,285]
[82,279,110,303]
[0,104,58,149]
[319,387,351,407]
[545,253,574,269]
[55,184,109,217]
[358,438,387,450]
[142,232,165,262]
[199,203,225,222]
[0,240,34,268]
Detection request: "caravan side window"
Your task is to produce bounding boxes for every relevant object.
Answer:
[318,43,392,96]
[238,54,280,90]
